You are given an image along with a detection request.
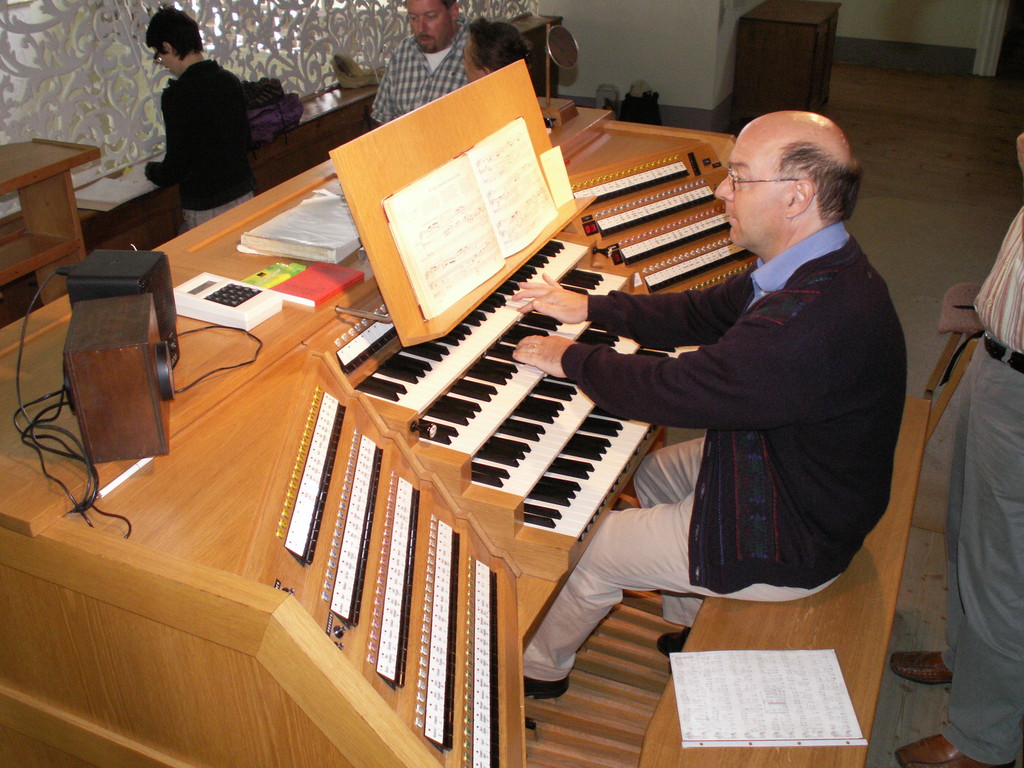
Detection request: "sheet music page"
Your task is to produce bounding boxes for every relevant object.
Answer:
[671,649,866,747]
[383,156,505,320]
[466,117,557,257]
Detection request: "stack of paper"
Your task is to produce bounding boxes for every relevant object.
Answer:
[240,188,362,263]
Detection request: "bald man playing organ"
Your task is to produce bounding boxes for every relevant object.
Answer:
[512,111,908,699]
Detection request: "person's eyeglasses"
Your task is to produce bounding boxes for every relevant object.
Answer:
[726,166,801,186]
[152,49,162,62]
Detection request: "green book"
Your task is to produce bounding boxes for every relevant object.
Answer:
[242,262,307,288]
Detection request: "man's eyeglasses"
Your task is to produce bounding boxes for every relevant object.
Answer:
[726,166,801,186]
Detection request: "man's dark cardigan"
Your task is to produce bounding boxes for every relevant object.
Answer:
[561,237,907,594]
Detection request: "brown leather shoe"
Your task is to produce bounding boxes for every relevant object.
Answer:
[889,651,953,685]
[895,734,1016,768]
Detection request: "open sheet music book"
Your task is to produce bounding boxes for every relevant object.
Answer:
[382,116,557,320]
[671,649,866,747]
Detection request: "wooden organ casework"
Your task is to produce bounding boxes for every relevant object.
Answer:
[0,62,747,768]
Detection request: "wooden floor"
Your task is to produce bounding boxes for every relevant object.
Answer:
[824,63,1024,768]
[524,63,1024,768]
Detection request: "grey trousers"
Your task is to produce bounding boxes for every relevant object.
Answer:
[523,436,833,681]
[182,191,254,232]
[942,350,1024,764]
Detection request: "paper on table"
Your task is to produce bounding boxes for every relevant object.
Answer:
[671,649,866,748]
[75,165,158,211]
[539,145,574,209]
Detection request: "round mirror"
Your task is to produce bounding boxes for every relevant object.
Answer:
[546,24,579,69]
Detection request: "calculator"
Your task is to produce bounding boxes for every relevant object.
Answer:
[174,272,283,330]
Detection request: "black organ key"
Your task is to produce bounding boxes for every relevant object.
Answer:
[577,327,620,346]
[424,395,481,426]
[523,511,557,528]
[548,456,595,479]
[449,379,498,401]
[476,436,529,467]
[356,376,406,401]
[403,341,449,362]
[377,355,431,382]
[524,501,562,520]
[529,477,580,506]
[532,378,578,401]
[580,415,623,437]
[472,462,510,486]
[517,313,560,332]
[463,309,487,327]
[478,293,506,312]
[560,269,604,290]
[501,324,547,344]
[496,417,545,442]
[421,422,458,445]
[511,395,563,424]
[435,325,470,344]
[562,433,611,460]
[466,358,516,384]
[486,342,518,362]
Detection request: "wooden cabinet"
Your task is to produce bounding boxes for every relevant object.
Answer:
[0,140,99,310]
[511,13,564,99]
[731,0,840,129]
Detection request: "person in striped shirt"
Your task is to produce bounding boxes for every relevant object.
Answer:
[891,132,1024,768]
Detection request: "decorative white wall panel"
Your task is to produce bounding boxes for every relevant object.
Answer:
[0,0,533,216]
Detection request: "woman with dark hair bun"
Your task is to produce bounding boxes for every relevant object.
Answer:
[462,18,529,83]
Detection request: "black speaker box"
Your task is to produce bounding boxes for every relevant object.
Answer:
[64,294,174,464]
[66,250,179,366]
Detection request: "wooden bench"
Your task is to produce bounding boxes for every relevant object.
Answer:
[638,395,930,767]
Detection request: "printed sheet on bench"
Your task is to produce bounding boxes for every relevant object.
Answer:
[670,649,866,747]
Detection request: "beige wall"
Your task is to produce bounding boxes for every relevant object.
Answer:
[539,0,762,112]
[539,0,992,116]
[837,0,985,48]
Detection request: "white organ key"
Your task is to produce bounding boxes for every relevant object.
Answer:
[330,434,382,623]
[376,476,418,686]
[596,183,714,236]
[574,160,690,201]
[643,242,747,292]
[424,519,457,749]
[471,559,495,768]
[285,392,341,562]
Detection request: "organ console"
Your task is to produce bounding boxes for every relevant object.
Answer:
[0,61,750,768]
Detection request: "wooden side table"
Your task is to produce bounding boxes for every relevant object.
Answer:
[0,139,99,305]
[731,0,841,129]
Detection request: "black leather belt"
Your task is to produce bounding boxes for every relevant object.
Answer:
[984,334,1024,375]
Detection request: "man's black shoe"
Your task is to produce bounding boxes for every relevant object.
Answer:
[656,628,691,656]
[524,675,569,699]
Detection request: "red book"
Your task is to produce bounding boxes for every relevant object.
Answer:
[271,262,364,307]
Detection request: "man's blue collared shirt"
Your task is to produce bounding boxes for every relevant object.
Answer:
[749,222,850,303]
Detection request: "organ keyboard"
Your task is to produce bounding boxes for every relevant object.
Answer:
[327,237,658,578]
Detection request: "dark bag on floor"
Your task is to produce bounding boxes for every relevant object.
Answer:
[619,89,662,125]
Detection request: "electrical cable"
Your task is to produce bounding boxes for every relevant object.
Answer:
[172,324,263,394]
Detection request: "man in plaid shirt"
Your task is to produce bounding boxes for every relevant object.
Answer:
[371,0,469,124]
